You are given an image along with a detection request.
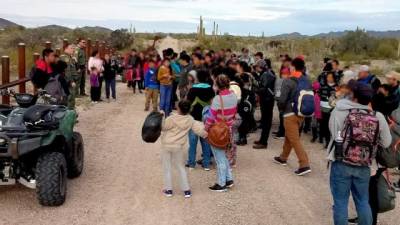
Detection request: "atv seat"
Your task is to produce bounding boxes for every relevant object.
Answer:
[22,105,67,130]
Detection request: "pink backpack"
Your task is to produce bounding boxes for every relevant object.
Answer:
[341,109,380,166]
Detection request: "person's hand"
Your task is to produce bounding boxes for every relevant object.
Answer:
[159,110,165,116]
[203,132,208,138]
[71,82,76,88]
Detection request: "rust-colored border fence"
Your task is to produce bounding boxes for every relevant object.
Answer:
[0,39,114,105]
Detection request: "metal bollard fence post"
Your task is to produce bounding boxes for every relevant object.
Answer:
[18,43,26,93]
[1,56,10,104]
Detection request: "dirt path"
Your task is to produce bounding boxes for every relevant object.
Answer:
[0,83,399,225]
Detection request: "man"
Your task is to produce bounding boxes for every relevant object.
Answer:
[239,48,254,65]
[372,71,400,118]
[60,44,80,110]
[192,53,205,71]
[32,48,56,89]
[253,61,276,149]
[331,59,343,84]
[357,65,381,93]
[328,80,391,225]
[75,38,87,96]
[274,57,311,176]
[178,54,192,99]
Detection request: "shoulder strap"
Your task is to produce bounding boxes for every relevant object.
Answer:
[219,95,226,121]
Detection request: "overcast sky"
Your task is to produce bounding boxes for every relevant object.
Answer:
[1,0,400,35]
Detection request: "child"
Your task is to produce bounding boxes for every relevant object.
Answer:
[160,100,207,198]
[157,59,174,117]
[144,60,160,111]
[311,81,322,143]
[90,67,100,103]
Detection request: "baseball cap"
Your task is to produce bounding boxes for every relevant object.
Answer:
[385,71,400,80]
[359,65,369,72]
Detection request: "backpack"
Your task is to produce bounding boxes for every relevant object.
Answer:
[376,108,400,168]
[190,96,210,112]
[207,95,231,150]
[292,75,315,117]
[341,109,380,167]
[44,74,67,105]
[376,170,396,213]
[141,112,163,143]
[238,96,252,117]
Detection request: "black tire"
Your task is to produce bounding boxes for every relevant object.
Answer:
[36,152,67,206]
[67,132,84,178]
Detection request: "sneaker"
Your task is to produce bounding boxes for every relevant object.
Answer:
[209,184,227,192]
[197,159,213,166]
[226,180,234,188]
[273,157,287,166]
[273,135,285,140]
[394,182,400,192]
[236,139,247,146]
[163,190,173,197]
[295,167,312,176]
[185,164,195,170]
[184,190,192,198]
[253,143,268,149]
[348,217,358,224]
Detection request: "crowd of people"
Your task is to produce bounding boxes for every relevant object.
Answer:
[30,38,400,225]
[134,47,400,225]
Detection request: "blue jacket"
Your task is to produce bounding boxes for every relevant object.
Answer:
[144,68,160,89]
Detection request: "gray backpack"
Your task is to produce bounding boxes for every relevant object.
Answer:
[376,108,400,168]
[44,74,67,105]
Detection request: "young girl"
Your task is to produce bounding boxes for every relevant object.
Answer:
[161,100,207,198]
[90,67,100,103]
[157,59,174,117]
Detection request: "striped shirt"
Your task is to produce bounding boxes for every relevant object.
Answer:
[205,89,238,129]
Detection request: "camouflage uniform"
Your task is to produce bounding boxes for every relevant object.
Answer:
[60,54,80,109]
[75,47,87,95]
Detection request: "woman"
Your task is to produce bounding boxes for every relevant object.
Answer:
[205,75,237,192]
[103,54,117,101]
[157,59,174,117]
[88,50,104,100]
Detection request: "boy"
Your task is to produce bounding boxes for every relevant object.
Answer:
[144,60,160,111]
[160,100,207,198]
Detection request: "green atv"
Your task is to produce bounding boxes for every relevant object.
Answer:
[0,89,84,206]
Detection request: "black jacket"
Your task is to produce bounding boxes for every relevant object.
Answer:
[258,70,276,102]
[187,84,215,121]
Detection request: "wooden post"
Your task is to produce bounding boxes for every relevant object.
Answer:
[45,41,52,49]
[18,43,26,93]
[1,56,10,104]
[63,39,69,50]
[86,39,92,60]
[33,53,40,62]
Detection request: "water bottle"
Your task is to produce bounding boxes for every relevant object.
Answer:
[334,131,344,161]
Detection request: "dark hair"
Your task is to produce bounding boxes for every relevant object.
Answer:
[323,57,331,64]
[211,66,224,78]
[222,67,237,81]
[42,48,54,58]
[332,59,339,65]
[205,52,212,58]
[255,52,263,58]
[179,54,191,63]
[53,60,67,74]
[192,53,203,60]
[238,61,250,72]
[354,91,372,105]
[241,73,250,83]
[77,38,85,43]
[292,57,305,71]
[178,100,191,115]
[197,70,210,83]
[265,58,272,69]
[226,48,232,53]
[323,62,333,72]
[216,74,230,90]
[91,50,99,57]
[131,48,137,52]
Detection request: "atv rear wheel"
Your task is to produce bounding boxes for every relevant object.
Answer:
[67,132,84,178]
[36,152,67,206]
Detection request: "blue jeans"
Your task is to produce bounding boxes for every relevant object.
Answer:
[105,78,116,99]
[330,161,372,225]
[211,146,233,186]
[187,129,211,168]
[160,85,172,117]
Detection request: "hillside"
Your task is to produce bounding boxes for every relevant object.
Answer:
[273,30,400,39]
[0,18,20,29]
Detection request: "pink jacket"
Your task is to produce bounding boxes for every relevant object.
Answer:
[312,81,322,119]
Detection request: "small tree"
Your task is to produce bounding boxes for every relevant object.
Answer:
[109,29,134,50]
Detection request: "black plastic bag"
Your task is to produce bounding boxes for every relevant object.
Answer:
[142,112,163,143]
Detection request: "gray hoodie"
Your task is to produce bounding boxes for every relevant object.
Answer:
[327,99,391,161]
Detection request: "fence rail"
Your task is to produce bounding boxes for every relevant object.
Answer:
[0,39,113,104]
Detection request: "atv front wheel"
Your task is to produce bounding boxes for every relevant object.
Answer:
[67,132,84,178]
[36,152,67,206]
